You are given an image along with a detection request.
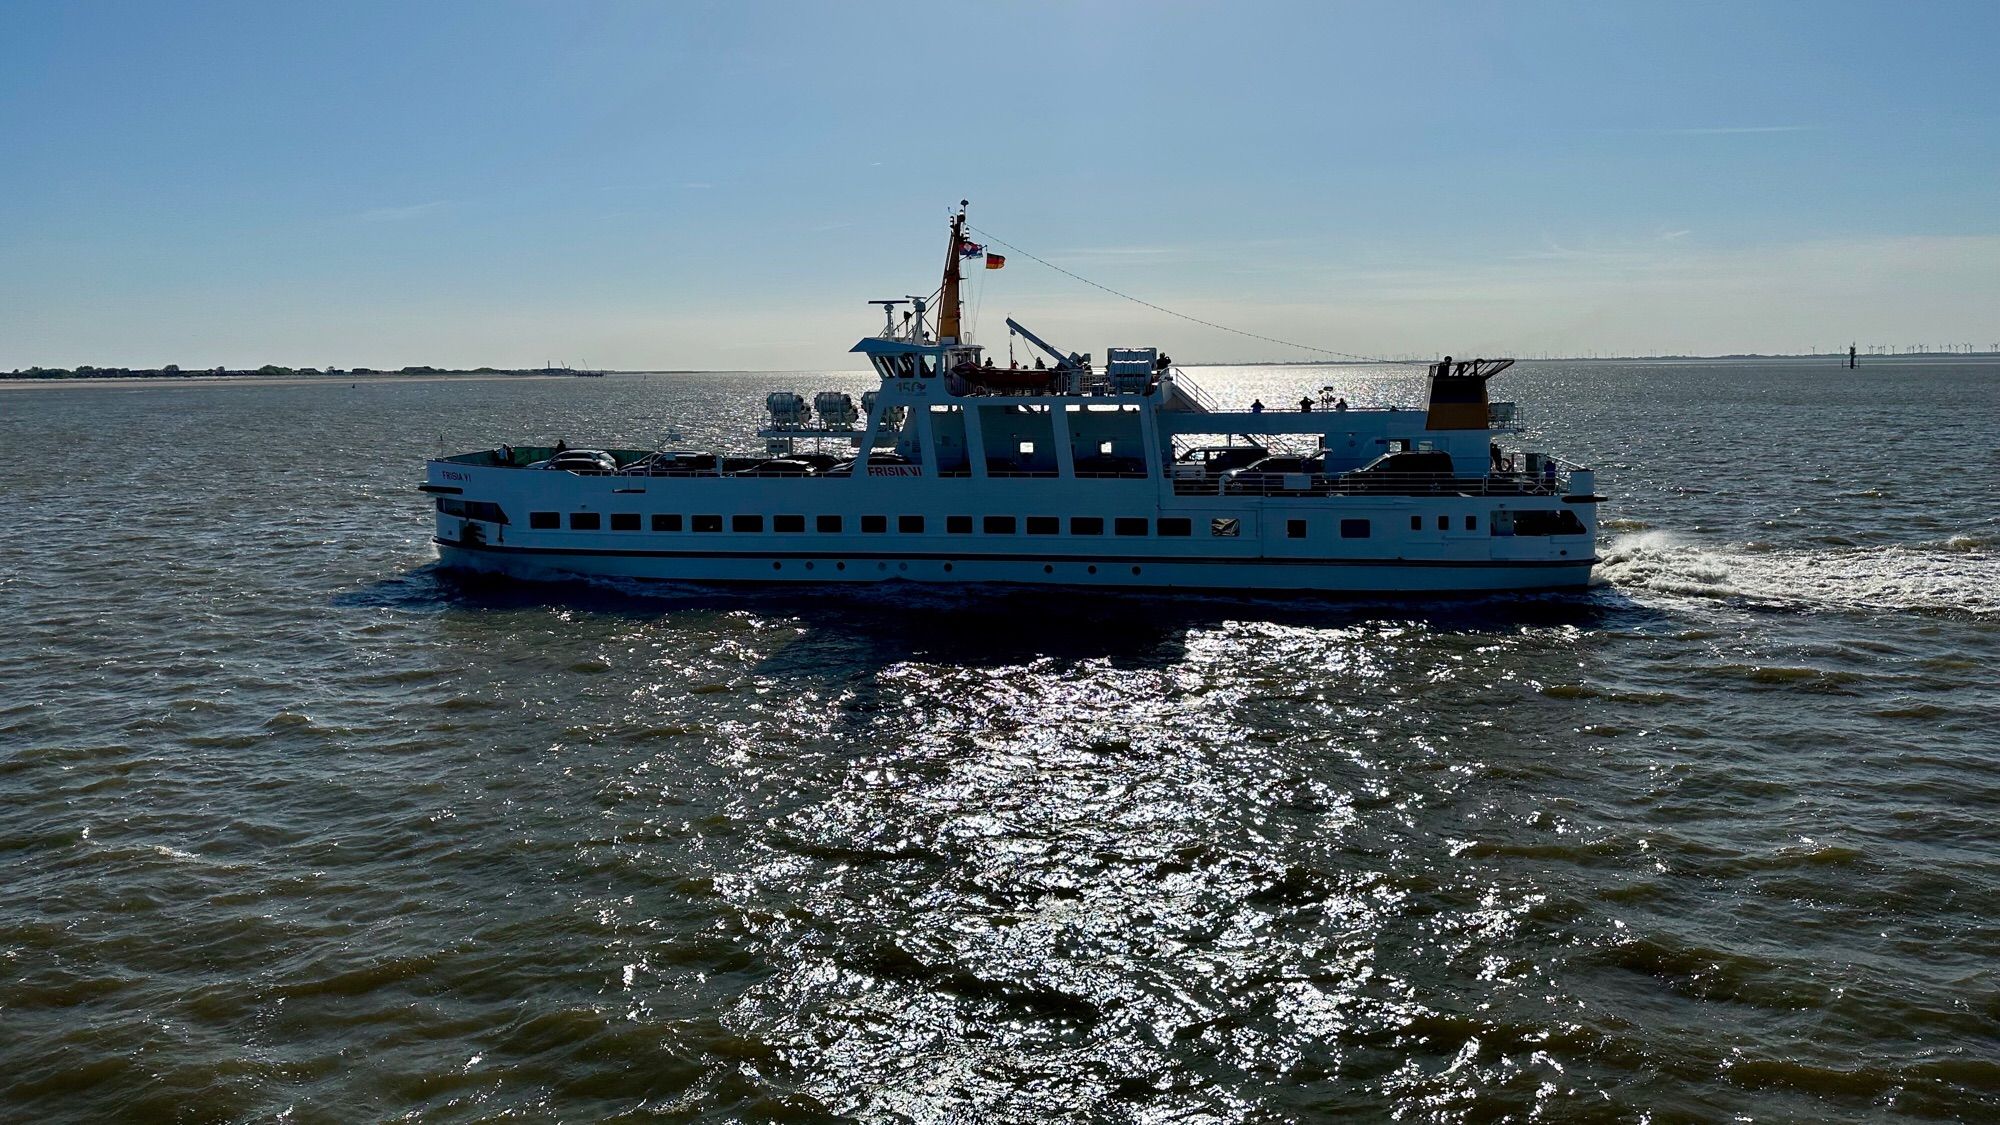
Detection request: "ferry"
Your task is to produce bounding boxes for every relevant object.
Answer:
[422,204,1599,593]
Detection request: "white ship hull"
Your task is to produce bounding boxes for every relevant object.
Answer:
[435,538,1591,594]
[426,465,1596,595]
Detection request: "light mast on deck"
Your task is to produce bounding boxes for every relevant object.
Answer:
[938,200,969,344]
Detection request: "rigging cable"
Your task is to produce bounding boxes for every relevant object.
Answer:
[965,224,1429,366]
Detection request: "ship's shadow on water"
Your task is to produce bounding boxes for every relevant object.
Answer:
[336,563,1664,670]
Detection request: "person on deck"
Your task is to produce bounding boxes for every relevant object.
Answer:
[1298,397,1313,413]
[1334,398,1348,412]
[1250,399,1265,413]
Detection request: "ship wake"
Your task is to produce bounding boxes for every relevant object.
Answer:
[1596,530,2000,619]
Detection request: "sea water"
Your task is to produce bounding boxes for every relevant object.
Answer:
[1,360,1995,1120]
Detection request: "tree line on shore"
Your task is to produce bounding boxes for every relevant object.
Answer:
[4,365,540,380]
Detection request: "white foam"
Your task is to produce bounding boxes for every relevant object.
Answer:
[1597,531,2000,618]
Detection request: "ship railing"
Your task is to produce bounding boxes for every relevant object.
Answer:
[1161,367,1220,413]
[1169,469,1578,498]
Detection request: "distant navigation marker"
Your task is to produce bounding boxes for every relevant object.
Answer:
[1849,343,1857,369]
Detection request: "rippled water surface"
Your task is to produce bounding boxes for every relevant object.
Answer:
[3,360,1997,1122]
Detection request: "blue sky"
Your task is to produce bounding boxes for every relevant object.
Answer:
[3,1,1997,369]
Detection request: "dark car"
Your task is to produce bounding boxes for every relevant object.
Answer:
[821,452,914,476]
[1338,450,1459,494]
[1220,453,1328,494]
[732,459,817,477]
[618,451,721,476]
[530,449,619,474]
[1174,444,1268,477]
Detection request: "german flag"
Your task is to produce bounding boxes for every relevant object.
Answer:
[984,252,1006,270]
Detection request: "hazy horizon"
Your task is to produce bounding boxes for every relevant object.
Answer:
[4,1,1997,370]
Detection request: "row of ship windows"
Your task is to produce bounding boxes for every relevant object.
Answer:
[442,501,1499,539]
[525,511,1387,540]
[534,512,1203,536]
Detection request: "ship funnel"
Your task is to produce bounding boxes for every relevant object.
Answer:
[1424,357,1514,430]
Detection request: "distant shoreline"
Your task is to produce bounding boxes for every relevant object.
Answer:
[4,353,1993,388]
[0,369,710,389]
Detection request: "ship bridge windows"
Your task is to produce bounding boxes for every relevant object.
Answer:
[872,353,934,380]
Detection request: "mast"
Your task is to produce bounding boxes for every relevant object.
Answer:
[938,200,968,343]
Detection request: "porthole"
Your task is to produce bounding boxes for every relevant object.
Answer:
[899,562,908,572]
[1132,566,1142,576]
[1043,564,1054,574]
[836,562,845,571]
[943,563,954,573]
[772,561,782,570]
[1087,565,1097,575]
[805,561,815,570]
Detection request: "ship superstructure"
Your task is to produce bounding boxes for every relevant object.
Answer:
[423,204,1599,593]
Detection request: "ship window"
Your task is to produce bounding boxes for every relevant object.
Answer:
[652,513,682,532]
[1070,516,1104,535]
[774,514,805,533]
[1211,518,1240,538]
[1026,516,1059,535]
[1158,518,1191,537]
[984,515,1016,534]
[611,513,641,531]
[1099,441,1114,455]
[1340,518,1370,539]
[817,515,842,533]
[861,515,887,533]
[733,514,763,533]
[570,512,601,531]
[1287,519,1307,539]
[530,511,559,530]
[898,515,924,533]
[453,501,507,524]
[1438,515,1449,531]
[694,514,723,532]
[947,515,973,534]
[1114,517,1148,537]
[1513,509,1588,536]
[1465,515,1477,531]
